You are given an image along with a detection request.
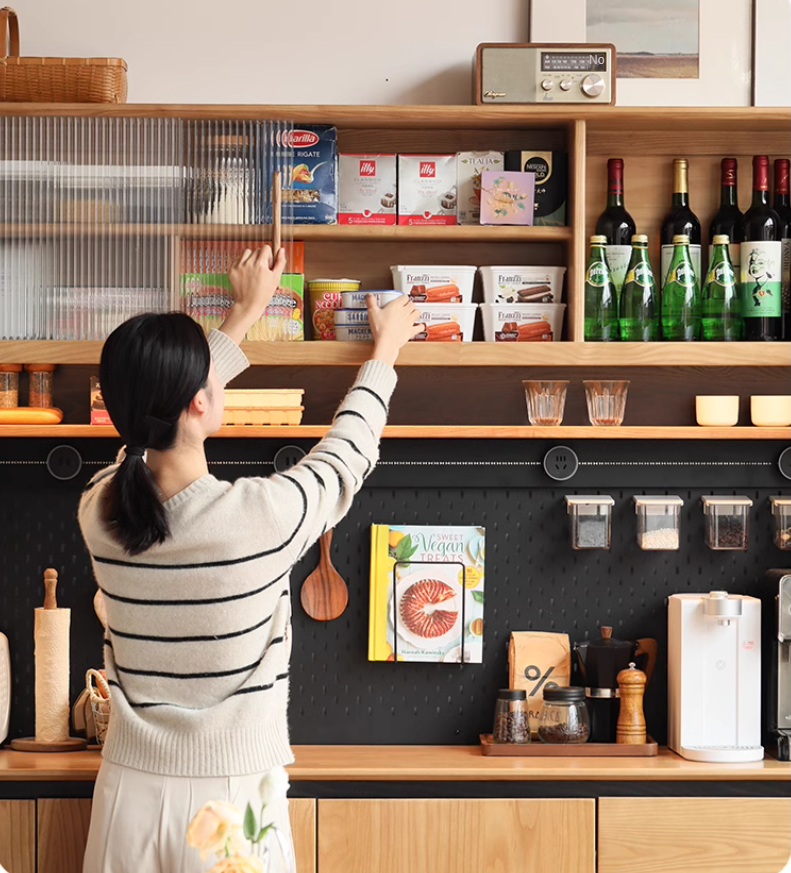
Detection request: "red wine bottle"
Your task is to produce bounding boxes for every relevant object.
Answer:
[660,159,701,287]
[595,158,636,297]
[742,156,783,341]
[773,158,791,338]
[708,158,743,271]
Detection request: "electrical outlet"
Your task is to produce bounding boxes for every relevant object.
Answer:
[46,445,83,481]
[543,445,579,482]
[274,445,306,474]
[779,447,791,481]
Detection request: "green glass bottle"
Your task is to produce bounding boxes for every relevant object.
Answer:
[584,234,619,341]
[701,234,742,341]
[619,234,659,341]
[661,234,701,341]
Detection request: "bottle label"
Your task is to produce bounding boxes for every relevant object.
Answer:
[666,261,697,288]
[707,242,740,271]
[782,238,791,315]
[661,244,701,287]
[605,244,631,293]
[586,261,609,286]
[741,240,782,317]
[624,261,653,288]
[707,260,736,288]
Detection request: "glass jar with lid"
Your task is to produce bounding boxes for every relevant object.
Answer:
[565,495,615,550]
[25,364,56,408]
[701,495,752,550]
[492,689,530,744]
[769,496,791,550]
[538,686,590,744]
[633,495,683,550]
[0,364,22,408]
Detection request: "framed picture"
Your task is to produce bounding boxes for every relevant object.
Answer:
[752,0,791,106]
[529,0,752,106]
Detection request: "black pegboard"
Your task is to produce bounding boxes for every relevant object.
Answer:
[0,437,789,747]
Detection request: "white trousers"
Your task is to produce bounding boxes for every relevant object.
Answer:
[83,760,293,873]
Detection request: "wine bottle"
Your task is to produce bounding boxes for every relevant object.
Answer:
[584,235,619,341]
[662,234,701,341]
[773,158,791,338]
[742,155,783,341]
[595,158,636,297]
[660,159,701,287]
[701,235,742,341]
[708,158,743,271]
[619,234,659,341]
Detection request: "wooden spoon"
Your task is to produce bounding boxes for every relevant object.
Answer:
[300,529,349,621]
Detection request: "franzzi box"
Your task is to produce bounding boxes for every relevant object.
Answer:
[456,151,504,225]
[397,154,457,225]
[339,154,396,225]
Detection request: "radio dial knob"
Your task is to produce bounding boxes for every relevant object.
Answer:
[581,74,605,98]
[560,79,573,92]
[541,79,554,91]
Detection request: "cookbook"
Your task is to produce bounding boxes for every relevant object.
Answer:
[369,524,485,664]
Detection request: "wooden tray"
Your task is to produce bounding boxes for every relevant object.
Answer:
[480,734,659,757]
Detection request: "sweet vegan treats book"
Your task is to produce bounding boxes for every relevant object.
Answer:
[369,525,485,663]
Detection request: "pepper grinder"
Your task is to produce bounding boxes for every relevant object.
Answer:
[616,661,647,744]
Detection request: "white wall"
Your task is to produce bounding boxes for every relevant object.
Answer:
[14,0,528,104]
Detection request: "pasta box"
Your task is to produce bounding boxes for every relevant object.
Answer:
[285,125,338,224]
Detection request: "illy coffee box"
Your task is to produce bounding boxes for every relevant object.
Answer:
[339,154,397,225]
[504,150,567,226]
[397,154,457,225]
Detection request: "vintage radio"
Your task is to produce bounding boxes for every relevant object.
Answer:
[474,43,616,106]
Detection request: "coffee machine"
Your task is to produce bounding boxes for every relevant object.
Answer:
[767,572,791,761]
[574,627,657,743]
[668,591,763,762]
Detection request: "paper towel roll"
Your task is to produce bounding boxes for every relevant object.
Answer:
[34,607,71,743]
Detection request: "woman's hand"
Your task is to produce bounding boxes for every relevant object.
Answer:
[367,293,422,367]
[220,246,287,345]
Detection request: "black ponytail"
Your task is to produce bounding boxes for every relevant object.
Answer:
[98,313,211,555]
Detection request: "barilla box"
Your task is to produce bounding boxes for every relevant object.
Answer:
[284,126,338,224]
[339,154,397,225]
[504,150,568,226]
[397,154,457,226]
[456,151,504,225]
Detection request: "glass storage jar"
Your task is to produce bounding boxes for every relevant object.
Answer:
[701,495,752,550]
[633,495,683,550]
[769,496,791,550]
[0,364,22,408]
[25,364,55,408]
[492,689,530,744]
[565,495,615,550]
[538,686,590,744]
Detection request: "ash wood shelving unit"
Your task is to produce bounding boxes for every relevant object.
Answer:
[0,103,788,439]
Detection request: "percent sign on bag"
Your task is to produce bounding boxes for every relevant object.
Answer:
[524,664,559,697]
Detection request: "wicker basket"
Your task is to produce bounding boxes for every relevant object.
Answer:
[0,7,127,103]
[86,669,111,746]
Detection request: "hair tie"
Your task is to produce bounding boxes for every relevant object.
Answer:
[125,446,145,458]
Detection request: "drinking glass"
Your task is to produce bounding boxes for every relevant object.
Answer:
[584,380,630,426]
[523,380,569,426]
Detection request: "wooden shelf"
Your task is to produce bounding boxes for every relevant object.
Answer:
[0,341,787,367]
[0,746,788,782]
[0,224,571,243]
[0,104,787,132]
[1,425,788,440]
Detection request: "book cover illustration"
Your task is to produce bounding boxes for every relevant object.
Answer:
[369,525,485,664]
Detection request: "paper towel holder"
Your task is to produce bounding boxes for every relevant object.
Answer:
[10,569,87,753]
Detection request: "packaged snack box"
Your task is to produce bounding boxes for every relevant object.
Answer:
[504,150,568,226]
[339,154,397,225]
[397,154,457,225]
[479,170,535,225]
[456,151,504,225]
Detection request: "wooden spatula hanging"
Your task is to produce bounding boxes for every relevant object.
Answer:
[300,529,349,621]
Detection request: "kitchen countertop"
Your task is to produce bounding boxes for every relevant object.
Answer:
[0,745,789,782]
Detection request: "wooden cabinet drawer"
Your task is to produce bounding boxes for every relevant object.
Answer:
[318,798,595,873]
[599,797,791,873]
[0,800,35,873]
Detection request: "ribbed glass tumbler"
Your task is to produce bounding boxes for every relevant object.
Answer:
[523,381,569,426]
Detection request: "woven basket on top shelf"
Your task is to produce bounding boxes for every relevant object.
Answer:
[0,7,127,103]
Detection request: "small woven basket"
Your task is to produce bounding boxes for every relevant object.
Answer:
[86,669,111,746]
[0,7,127,103]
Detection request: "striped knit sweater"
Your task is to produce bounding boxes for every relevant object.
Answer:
[79,330,396,777]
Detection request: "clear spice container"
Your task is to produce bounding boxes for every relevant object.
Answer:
[538,686,590,744]
[633,495,683,550]
[701,495,752,550]
[769,496,791,550]
[492,689,530,744]
[0,364,22,408]
[25,364,56,408]
[565,495,615,550]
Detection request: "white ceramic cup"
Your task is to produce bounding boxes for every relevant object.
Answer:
[750,395,791,427]
[696,395,739,427]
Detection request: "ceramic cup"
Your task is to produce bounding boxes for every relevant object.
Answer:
[696,395,739,427]
[750,395,791,427]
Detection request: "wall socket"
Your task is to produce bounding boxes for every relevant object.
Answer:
[779,446,791,481]
[46,445,83,481]
[274,445,306,473]
[543,445,579,482]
